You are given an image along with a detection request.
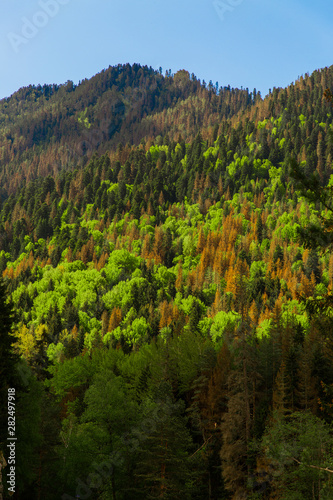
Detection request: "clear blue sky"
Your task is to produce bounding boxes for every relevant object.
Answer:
[1,0,332,100]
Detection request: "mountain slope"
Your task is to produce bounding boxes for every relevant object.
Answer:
[0,64,255,197]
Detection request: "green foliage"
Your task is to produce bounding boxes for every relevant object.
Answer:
[262,411,333,499]
[48,352,96,399]
[210,310,241,343]
[104,316,150,346]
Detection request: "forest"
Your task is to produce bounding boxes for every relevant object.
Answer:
[1,63,333,499]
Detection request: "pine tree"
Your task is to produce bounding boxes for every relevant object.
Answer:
[255,212,263,244]
[108,307,122,332]
[305,248,320,283]
[220,317,259,499]
[296,330,318,412]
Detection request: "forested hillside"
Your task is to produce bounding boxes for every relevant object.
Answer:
[1,63,333,499]
[0,64,254,197]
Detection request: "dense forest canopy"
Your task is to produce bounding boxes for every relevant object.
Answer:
[1,63,333,499]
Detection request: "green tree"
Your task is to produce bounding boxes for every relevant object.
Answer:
[305,248,320,283]
[262,411,333,499]
[133,381,196,500]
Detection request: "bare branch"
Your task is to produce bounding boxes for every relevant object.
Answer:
[292,457,333,474]
[190,436,213,458]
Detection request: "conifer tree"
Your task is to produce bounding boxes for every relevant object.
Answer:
[296,331,318,412]
[220,291,259,498]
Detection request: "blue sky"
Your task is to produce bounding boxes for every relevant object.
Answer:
[1,0,333,100]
